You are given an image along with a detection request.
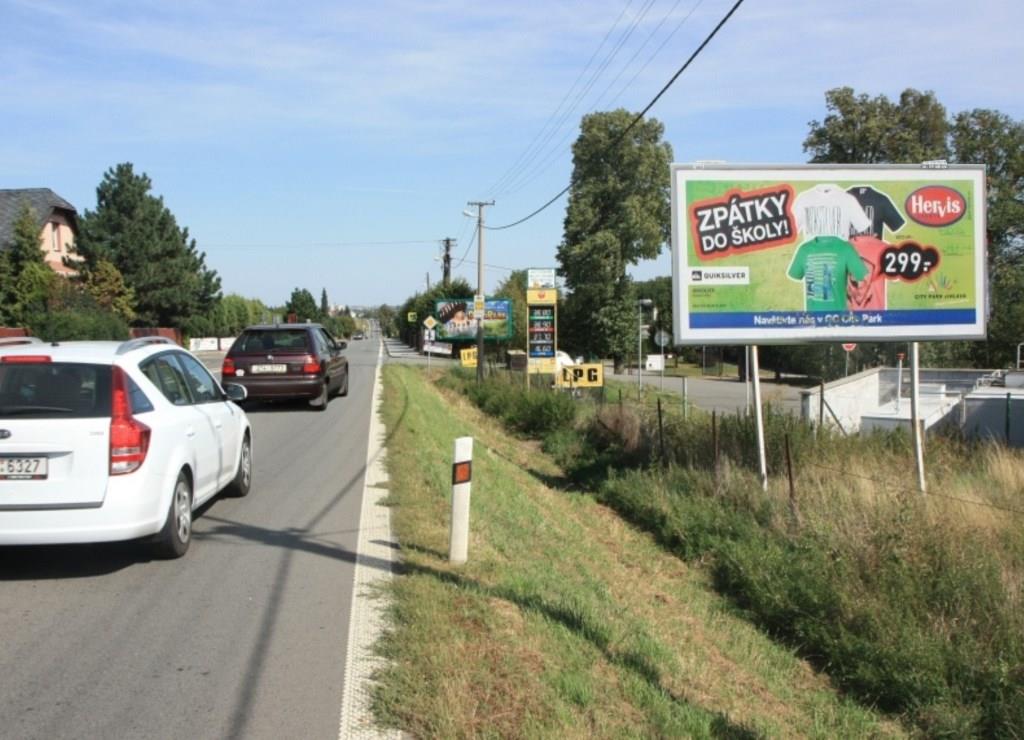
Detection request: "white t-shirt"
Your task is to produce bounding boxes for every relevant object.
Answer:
[793,184,872,238]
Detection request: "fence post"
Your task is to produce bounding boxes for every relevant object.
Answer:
[818,379,825,428]
[657,397,666,466]
[712,410,720,495]
[785,433,801,531]
[1006,392,1012,445]
[682,377,688,421]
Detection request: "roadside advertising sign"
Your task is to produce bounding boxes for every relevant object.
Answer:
[436,299,513,340]
[671,164,987,344]
[460,347,477,367]
[527,268,557,290]
[555,363,604,388]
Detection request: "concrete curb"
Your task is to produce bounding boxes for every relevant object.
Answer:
[338,343,403,739]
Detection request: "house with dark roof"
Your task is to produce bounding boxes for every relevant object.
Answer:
[0,188,80,276]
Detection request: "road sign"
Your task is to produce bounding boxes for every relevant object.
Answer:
[474,294,485,316]
[407,311,417,323]
[423,316,437,330]
[555,363,604,388]
[842,343,857,352]
[654,330,671,347]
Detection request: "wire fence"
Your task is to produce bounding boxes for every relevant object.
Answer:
[492,369,1024,520]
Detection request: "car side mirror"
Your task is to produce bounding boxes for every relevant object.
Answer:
[224,383,247,402]
[336,340,347,351]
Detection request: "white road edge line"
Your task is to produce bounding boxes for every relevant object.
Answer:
[338,342,402,739]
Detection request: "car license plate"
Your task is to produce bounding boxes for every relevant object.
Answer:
[0,457,48,480]
[251,364,287,374]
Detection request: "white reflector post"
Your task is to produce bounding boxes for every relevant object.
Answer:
[449,436,474,564]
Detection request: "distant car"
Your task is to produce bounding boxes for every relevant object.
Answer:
[222,324,348,410]
[352,332,365,340]
[0,336,253,558]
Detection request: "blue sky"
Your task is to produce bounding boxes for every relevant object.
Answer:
[3,0,1022,308]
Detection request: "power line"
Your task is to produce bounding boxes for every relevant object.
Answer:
[204,239,439,250]
[486,0,747,231]
[490,0,658,200]
[500,0,706,200]
[452,226,477,269]
[483,0,639,199]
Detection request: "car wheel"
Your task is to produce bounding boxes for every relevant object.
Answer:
[226,434,252,497]
[153,470,193,559]
[340,369,349,397]
[310,380,329,410]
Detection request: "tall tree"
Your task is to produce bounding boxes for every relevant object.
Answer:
[804,87,949,164]
[286,287,320,322]
[0,203,48,325]
[557,109,673,370]
[950,109,1024,263]
[74,163,221,328]
[494,269,528,351]
[320,288,330,317]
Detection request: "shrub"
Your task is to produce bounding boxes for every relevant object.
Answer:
[28,308,130,341]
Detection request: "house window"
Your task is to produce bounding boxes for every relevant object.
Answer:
[50,223,61,252]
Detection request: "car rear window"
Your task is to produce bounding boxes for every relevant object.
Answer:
[0,362,114,419]
[233,329,311,353]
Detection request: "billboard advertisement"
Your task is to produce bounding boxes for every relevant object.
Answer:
[435,299,512,340]
[671,165,987,343]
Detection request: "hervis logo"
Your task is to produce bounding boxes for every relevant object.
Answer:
[905,185,967,227]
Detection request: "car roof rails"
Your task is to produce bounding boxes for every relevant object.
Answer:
[0,336,43,347]
[115,336,177,355]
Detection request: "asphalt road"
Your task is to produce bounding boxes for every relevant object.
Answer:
[0,338,382,740]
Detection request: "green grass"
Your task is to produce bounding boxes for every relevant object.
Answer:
[442,368,1024,737]
[373,365,902,738]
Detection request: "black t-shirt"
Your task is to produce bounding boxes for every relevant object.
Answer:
[847,186,905,238]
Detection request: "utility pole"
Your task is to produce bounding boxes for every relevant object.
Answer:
[425,272,431,291]
[467,200,494,382]
[440,238,454,287]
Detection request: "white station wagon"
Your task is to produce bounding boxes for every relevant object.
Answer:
[0,336,253,558]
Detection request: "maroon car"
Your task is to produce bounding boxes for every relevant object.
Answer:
[221,324,348,410]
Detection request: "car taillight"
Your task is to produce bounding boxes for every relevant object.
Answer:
[1,355,52,363]
[222,357,236,377]
[302,358,323,374]
[110,366,150,475]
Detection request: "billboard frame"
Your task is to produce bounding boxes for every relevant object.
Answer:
[671,163,987,345]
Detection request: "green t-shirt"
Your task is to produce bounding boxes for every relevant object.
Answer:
[787,236,868,312]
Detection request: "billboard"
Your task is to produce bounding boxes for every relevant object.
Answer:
[435,299,512,340]
[671,165,987,343]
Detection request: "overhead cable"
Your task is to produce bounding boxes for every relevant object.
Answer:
[486,0,746,231]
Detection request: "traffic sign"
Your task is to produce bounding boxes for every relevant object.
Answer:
[423,316,437,330]
[842,343,857,352]
[407,311,417,323]
[654,330,671,348]
[473,294,485,316]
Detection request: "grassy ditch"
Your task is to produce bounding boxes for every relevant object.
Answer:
[442,369,1024,738]
[374,365,899,738]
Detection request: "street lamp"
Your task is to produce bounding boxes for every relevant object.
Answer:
[637,298,653,395]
